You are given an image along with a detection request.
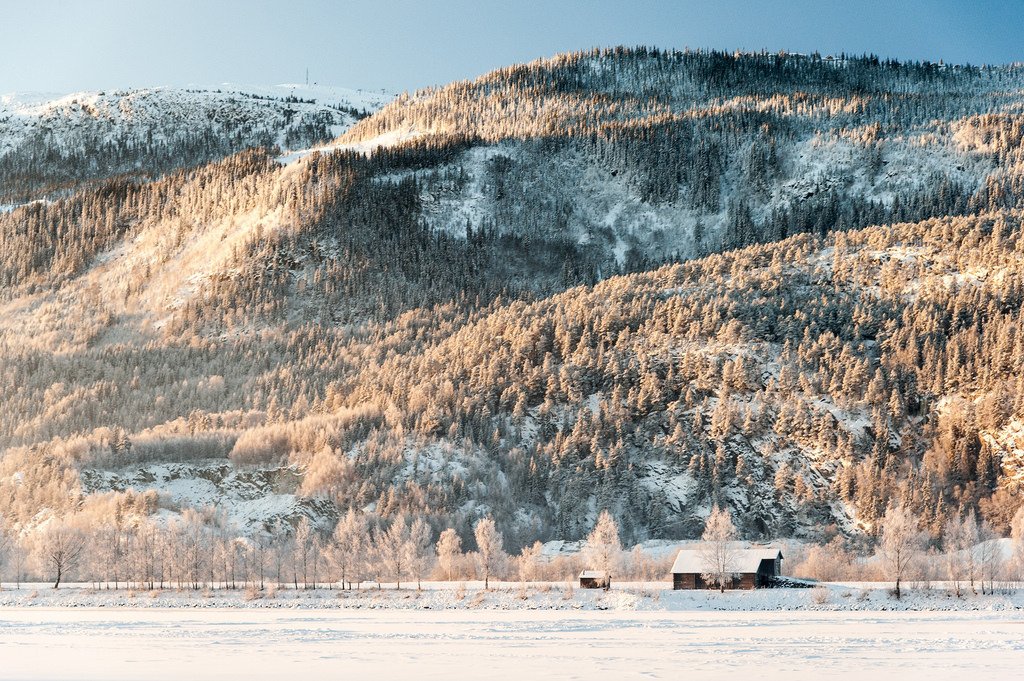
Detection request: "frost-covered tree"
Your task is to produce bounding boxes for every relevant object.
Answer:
[698,506,739,592]
[473,516,505,589]
[975,520,1002,595]
[407,517,433,590]
[943,512,979,596]
[249,531,270,590]
[330,509,367,590]
[377,516,412,589]
[292,517,315,589]
[172,510,209,590]
[436,528,462,582]
[518,541,544,584]
[584,510,621,588]
[879,505,926,600]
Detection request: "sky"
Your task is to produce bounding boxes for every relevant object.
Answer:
[1,0,1022,95]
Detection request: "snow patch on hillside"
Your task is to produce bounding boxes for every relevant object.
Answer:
[80,460,332,530]
[277,125,420,166]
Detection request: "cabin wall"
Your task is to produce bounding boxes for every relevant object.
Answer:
[673,572,757,590]
[673,573,697,589]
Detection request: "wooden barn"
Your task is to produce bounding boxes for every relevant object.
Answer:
[578,570,610,589]
[671,546,783,590]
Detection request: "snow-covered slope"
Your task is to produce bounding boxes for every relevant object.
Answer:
[0,83,391,152]
[80,460,335,531]
[0,83,394,201]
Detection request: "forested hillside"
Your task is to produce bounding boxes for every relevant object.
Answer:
[2,49,1024,562]
[342,48,1020,265]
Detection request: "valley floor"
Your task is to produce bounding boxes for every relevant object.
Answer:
[1,580,1023,611]
[1,607,1021,680]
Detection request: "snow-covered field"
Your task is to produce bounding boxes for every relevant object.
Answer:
[2,580,1024,611]
[1,607,1021,680]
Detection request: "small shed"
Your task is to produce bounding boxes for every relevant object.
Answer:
[671,546,783,590]
[578,570,610,589]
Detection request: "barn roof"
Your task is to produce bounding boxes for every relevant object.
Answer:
[578,570,608,579]
[671,545,783,574]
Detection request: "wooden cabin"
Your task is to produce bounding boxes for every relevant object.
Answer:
[671,546,783,590]
[578,570,610,589]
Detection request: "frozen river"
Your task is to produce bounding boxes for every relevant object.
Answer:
[1,608,1022,680]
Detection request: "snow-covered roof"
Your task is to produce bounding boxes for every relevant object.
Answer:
[671,545,782,574]
[579,570,608,579]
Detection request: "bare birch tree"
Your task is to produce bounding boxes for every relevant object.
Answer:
[39,522,86,588]
[293,517,314,589]
[250,532,270,590]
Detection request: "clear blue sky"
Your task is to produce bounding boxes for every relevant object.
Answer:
[3,0,1022,94]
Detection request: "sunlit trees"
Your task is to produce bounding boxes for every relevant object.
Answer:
[792,536,852,582]
[249,531,270,591]
[517,540,544,584]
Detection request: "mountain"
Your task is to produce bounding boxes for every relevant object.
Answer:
[0,83,392,204]
[2,49,1024,550]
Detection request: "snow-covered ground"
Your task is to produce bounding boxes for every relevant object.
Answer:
[0,607,1021,680]
[2,581,1023,611]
